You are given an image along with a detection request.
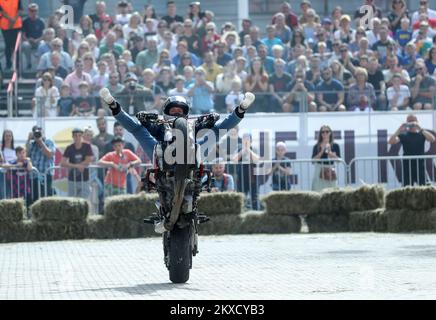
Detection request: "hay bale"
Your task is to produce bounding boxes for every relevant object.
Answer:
[104,192,159,221]
[86,215,114,239]
[261,191,321,216]
[31,221,87,241]
[239,213,301,233]
[316,185,385,216]
[316,188,353,215]
[0,220,23,242]
[385,186,436,211]
[198,214,243,235]
[0,199,26,222]
[306,214,350,233]
[31,197,89,223]
[197,192,244,216]
[385,209,436,233]
[349,209,387,232]
[344,185,385,212]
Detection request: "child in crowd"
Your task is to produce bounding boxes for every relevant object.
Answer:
[168,75,189,99]
[225,79,245,113]
[72,82,96,117]
[57,84,75,116]
[395,18,413,51]
[92,61,109,98]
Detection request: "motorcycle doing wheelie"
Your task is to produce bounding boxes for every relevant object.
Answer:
[137,112,219,284]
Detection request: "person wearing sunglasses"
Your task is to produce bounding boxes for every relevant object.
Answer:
[311,125,341,192]
[410,61,436,111]
[388,0,409,33]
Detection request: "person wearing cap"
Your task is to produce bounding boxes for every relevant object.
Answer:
[115,0,132,26]
[26,125,56,201]
[21,3,45,70]
[130,35,145,62]
[115,72,154,115]
[72,81,96,116]
[60,128,93,199]
[188,1,205,31]
[98,136,141,196]
[99,75,256,162]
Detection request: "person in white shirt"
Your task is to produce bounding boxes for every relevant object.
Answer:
[122,12,145,40]
[225,79,245,113]
[386,73,411,111]
[411,0,436,25]
[168,75,189,99]
[33,72,60,117]
[1,129,17,164]
[115,1,132,26]
[92,61,109,97]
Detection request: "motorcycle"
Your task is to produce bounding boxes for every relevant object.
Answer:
[137,111,219,283]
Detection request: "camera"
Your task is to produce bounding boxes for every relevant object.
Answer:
[128,81,136,91]
[406,123,415,130]
[33,130,42,139]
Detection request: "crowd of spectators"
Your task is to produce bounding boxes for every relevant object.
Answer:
[6,0,435,115]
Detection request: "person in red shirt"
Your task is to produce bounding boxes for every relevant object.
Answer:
[98,136,141,196]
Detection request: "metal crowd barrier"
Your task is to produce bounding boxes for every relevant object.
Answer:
[45,164,152,214]
[348,155,436,189]
[3,155,436,212]
[203,158,347,210]
[0,167,40,210]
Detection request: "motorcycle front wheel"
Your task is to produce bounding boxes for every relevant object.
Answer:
[168,224,192,283]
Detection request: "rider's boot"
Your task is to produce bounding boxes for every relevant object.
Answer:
[238,92,256,112]
[99,88,121,114]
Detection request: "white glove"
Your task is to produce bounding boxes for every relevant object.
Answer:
[239,92,256,110]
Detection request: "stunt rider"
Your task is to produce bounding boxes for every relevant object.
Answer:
[98,88,255,160]
[99,88,255,233]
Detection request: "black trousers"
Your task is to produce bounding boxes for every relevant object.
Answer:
[402,159,426,186]
[1,28,21,69]
[31,174,53,203]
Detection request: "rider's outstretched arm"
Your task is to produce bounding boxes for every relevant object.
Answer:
[198,92,255,145]
[100,89,157,159]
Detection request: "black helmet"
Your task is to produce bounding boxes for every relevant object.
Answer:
[162,96,190,116]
